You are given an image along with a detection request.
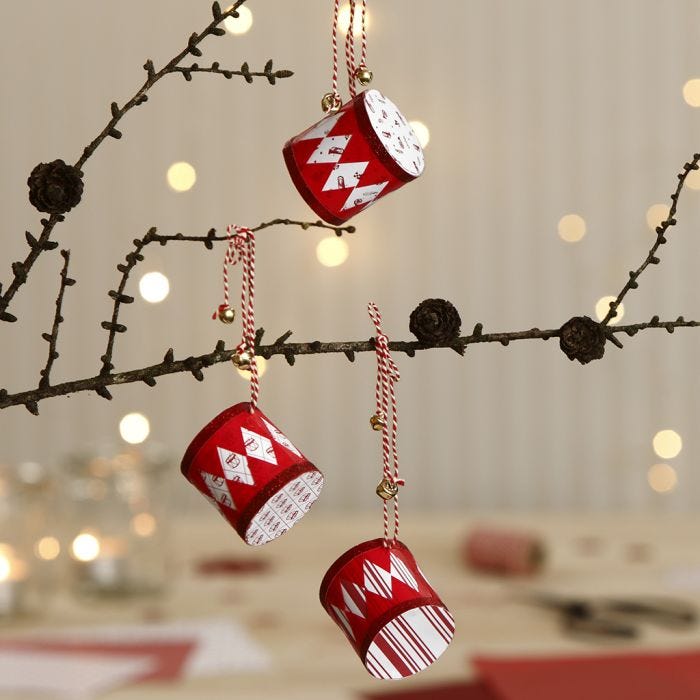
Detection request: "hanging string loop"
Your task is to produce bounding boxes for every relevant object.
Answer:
[368,302,403,547]
[214,225,259,412]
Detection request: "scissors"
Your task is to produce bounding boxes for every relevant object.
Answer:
[527,593,697,640]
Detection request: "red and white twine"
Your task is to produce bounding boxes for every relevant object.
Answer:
[368,302,404,547]
[214,225,259,411]
[330,0,369,103]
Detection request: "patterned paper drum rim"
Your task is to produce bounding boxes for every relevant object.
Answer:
[240,466,324,546]
[355,89,424,181]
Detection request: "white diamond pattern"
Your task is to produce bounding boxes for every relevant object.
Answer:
[202,472,235,510]
[322,161,369,191]
[261,418,301,457]
[241,427,277,464]
[217,446,254,485]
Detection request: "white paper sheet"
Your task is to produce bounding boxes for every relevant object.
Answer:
[0,650,153,699]
[22,617,270,678]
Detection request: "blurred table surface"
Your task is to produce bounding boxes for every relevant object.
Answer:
[4,511,700,700]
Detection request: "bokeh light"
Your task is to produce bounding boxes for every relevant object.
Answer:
[35,536,61,561]
[131,513,157,538]
[316,236,349,267]
[338,3,370,36]
[119,413,150,445]
[71,533,100,562]
[224,5,253,35]
[166,162,197,192]
[683,78,700,107]
[236,355,268,381]
[648,463,678,493]
[558,214,587,243]
[139,271,170,304]
[653,429,683,459]
[646,203,670,231]
[595,296,624,325]
[409,120,430,149]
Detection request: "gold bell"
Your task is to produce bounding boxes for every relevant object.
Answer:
[321,92,341,113]
[232,350,253,371]
[217,305,236,324]
[376,478,399,501]
[355,66,373,86]
[369,414,386,431]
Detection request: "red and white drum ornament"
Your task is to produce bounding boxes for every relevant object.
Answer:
[319,303,455,679]
[283,0,424,225]
[180,226,324,546]
[181,402,323,546]
[284,89,424,225]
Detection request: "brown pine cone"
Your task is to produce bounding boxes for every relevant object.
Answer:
[28,159,84,214]
[559,316,606,364]
[409,299,462,344]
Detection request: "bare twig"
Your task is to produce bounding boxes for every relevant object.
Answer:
[169,60,294,85]
[98,219,355,383]
[1,318,699,413]
[36,250,75,403]
[602,153,700,325]
[0,0,291,322]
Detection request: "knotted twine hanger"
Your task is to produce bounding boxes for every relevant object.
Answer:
[213,225,259,412]
[368,302,405,547]
[325,0,370,111]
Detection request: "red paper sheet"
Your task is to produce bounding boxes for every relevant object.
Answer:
[475,650,700,700]
[363,680,496,700]
[0,639,195,682]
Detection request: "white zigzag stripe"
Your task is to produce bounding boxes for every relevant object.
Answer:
[363,560,393,598]
[390,552,419,590]
[331,605,355,640]
[341,583,365,618]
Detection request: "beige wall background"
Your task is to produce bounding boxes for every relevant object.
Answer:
[1,1,700,514]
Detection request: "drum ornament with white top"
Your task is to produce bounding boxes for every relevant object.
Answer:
[180,402,324,546]
[283,89,424,225]
[320,538,456,680]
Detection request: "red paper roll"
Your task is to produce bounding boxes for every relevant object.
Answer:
[465,528,545,576]
[320,539,455,679]
[181,402,324,546]
[283,89,424,225]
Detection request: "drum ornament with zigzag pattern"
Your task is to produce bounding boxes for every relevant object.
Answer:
[320,538,455,679]
[180,402,324,546]
[283,89,425,225]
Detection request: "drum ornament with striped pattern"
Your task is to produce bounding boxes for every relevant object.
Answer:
[320,538,455,679]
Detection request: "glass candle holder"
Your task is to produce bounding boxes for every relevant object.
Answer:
[0,461,58,620]
[63,445,170,597]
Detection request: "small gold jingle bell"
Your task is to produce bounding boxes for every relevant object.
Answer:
[369,413,386,431]
[376,478,399,501]
[232,350,253,371]
[354,66,373,86]
[321,92,342,113]
[217,305,236,324]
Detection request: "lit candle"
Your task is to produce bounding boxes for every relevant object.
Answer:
[73,534,128,593]
[0,546,28,617]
